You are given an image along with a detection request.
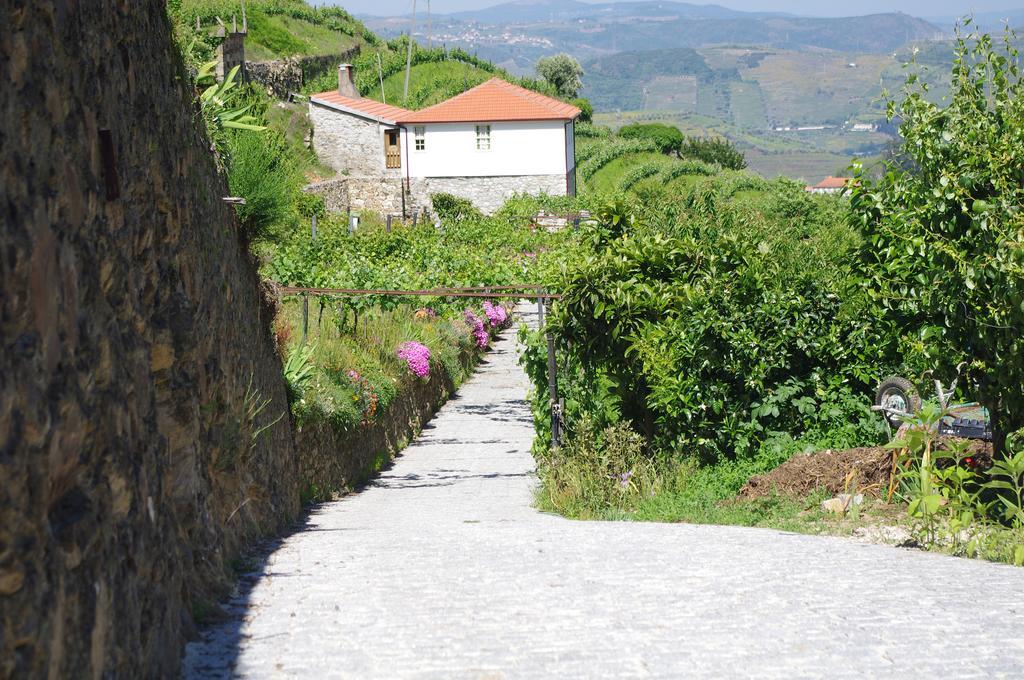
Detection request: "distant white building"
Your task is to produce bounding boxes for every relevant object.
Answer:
[308,65,580,215]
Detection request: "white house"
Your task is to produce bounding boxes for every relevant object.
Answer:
[308,66,580,214]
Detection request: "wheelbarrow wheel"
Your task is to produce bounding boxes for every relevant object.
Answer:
[875,376,921,428]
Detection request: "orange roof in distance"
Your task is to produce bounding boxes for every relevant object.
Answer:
[310,91,412,124]
[811,176,852,189]
[398,78,581,124]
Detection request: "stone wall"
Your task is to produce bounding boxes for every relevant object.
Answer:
[246,49,358,100]
[296,347,476,499]
[309,101,402,178]
[1,3,300,677]
[304,179,352,215]
[412,174,569,215]
[304,177,427,218]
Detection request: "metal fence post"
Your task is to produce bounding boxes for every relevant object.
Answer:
[301,294,309,345]
[412,212,418,228]
[537,297,545,327]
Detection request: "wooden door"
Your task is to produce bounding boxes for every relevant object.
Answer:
[385,130,401,169]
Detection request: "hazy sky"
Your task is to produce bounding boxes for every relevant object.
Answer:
[336,0,1024,19]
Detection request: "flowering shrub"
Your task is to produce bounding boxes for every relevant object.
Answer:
[347,370,379,424]
[464,309,489,348]
[481,300,509,329]
[396,341,431,378]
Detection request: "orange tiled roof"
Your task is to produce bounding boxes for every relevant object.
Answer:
[812,176,852,189]
[398,78,581,124]
[310,91,412,124]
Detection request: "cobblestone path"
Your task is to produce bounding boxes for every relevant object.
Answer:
[184,308,1024,678]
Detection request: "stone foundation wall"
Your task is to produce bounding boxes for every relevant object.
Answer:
[304,177,428,218]
[1,4,301,677]
[304,178,352,215]
[412,174,569,215]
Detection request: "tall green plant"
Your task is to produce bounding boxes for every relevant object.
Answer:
[196,63,264,166]
[226,128,303,240]
[851,27,1024,449]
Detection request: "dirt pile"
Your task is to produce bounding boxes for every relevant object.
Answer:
[740,438,995,500]
[740,447,893,500]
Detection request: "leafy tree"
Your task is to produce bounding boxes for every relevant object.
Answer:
[618,123,683,154]
[850,28,1024,449]
[679,136,746,170]
[536,53,584,98]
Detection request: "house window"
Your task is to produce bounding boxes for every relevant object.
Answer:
[414,126,426,151]
[475,124,491,151]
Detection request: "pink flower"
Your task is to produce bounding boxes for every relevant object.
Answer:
[482,300,508,329]
[396,341,431,378]
[464,309,489,348]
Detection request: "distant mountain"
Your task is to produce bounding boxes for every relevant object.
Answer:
[445,0,789,24]
[925,9,1024,33]
[365,4,945,70]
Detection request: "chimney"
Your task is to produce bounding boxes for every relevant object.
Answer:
[338,64,358,99]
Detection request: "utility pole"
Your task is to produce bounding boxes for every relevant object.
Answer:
[403,0,417,104]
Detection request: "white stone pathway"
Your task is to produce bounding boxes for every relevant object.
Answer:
[183,306,1024,678]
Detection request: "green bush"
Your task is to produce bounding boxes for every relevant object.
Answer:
[616,164,662,192]
[619,123,684,154]
[431,193,481,222]
[679,136,747,170]
[226,129,304,240]
[577,138,659,180]
[574,123,610,139]
[571,98,594,124]
[531,178,900,462]
[660,160,718,182]
[535,415,659,517]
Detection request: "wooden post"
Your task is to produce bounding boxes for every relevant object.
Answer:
[311,213,318,240]
[537,297,545,327]
[546,331,561,447]
[347,212,354,235]
[412,212,418,228]
[386,214,393,233]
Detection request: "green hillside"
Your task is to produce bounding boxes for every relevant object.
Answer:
[346,43,558,110]
[170,0,376,60]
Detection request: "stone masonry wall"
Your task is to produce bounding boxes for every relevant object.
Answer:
[1,3,300,678]
[246,50,359,100]
[412,175,569,215]
[304,177,427,218]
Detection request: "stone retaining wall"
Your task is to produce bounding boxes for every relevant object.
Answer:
[2,4,303,678]
[247,49,359,99]
[295,347,477,499]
